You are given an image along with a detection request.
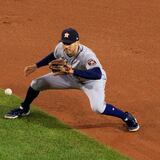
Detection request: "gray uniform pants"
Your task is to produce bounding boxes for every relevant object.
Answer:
[31,73,106,113]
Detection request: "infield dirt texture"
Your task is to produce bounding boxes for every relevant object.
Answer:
[0,1,160,160]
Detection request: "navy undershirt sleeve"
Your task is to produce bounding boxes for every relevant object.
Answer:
[73,67,102,80]
[36,52,56,68]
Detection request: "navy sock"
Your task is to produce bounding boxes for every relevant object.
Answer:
[21,87,40,111]
[102,104,126,120]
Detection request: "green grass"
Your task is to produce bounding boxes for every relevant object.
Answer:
[0,89,130,160]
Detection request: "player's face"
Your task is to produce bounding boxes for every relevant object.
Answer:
[63,41,79,57]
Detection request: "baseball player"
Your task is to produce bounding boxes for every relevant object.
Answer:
[5,28,140,132]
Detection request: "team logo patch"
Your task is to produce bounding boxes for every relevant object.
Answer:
[64,32,69,38]
[87,59,97,66]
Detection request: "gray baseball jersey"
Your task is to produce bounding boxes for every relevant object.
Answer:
[31,43,107,113]
[54,42,106,82]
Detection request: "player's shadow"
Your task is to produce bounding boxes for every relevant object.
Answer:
[72,123,127,132]
[23,111,127,131]
[27,110,127,131]
[0,105,127,132]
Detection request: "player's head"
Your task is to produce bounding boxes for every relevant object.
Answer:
[60,27,79,45]
[60,28,80,57]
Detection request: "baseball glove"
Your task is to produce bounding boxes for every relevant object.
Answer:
[49,58,72,75]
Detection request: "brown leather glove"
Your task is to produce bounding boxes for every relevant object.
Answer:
[49,59,73,75]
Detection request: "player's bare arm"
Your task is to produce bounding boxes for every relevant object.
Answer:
[24,64,37,77]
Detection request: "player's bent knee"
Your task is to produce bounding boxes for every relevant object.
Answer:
[92,108,101,114]
[31,79,43,91]
[91,103,105,114]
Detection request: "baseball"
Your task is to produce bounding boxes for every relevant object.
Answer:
[4,88,12,95]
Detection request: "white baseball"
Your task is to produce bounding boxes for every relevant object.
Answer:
[4,88,12,95]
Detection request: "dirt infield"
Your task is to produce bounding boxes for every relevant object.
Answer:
[0,0,160,159]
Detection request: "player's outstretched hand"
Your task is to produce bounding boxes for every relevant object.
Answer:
[24,64,37,76]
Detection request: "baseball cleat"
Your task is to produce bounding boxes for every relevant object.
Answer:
[124,112,140,132]
[4,106,30,119]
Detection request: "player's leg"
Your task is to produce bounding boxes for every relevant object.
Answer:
[81,79,140,131]
[102,103,140,131]
[4,73,79,119]
[81,79,125,116]
[22,73,79,108]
